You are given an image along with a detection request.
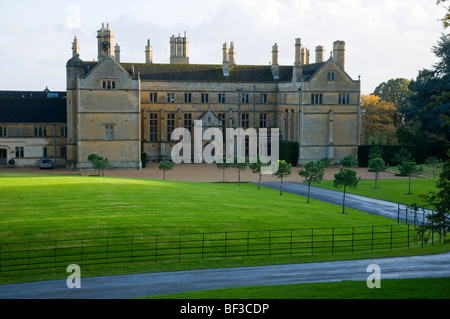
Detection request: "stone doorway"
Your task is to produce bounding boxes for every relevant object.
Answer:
[0,149,7,165]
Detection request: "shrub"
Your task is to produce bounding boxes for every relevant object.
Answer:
[141,152,148,168]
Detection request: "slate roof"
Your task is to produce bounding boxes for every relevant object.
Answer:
[0,89,66,99]
[70,56,325,83]
[0,97,67,124]
[119,63,301,82]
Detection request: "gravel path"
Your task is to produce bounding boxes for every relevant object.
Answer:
[1,163,409,183]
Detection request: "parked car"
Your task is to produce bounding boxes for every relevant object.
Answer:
[39,158,54,169]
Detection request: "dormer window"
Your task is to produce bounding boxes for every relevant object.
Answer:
[102,80,116,90]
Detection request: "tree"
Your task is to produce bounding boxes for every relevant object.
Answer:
[141,152,148,168]
[398,161,423,195]
[373,78,412,114]
[368,145,384,160]
[360,94,399,144]
[334,168,361,214]
[88,153,100,176]
[391,148,413,165]
[425,156,443,177]
[437,0,450,28]
[339,154,358,167]
[87,153,111,176]
[232,156,248,186]
[158,161,175,180]
[274,160,292,196]
[298,160,325,203]
[249,155,266,190]
[318,157,332,168]
[216,158,233,182]
[407,34,450,142]
[418,154,450,243]
[368,157,387,189]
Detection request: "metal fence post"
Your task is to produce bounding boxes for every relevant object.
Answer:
[407,224,410,249]
[224,232,227,260]
[27,241,30,273]
[390,225,393,251]
[351,227,354,254]
[406,206,408,224]
[331,228,335,255]
[202,233,205,261]
[54,240,57,272]
[371,226,374,252]
[179,234,182,262]
[268,230,271,258]
[155,235,158,263]
[131,236,134,264]
[247,231,250,258]
[290,229,293,257]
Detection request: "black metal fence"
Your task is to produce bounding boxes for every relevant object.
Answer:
[397,203,434,226]
[0,223,441,275]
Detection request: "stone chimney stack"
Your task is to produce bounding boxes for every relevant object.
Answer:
[114,43,120,62]
[333,40,345,69]
[293,38,303,83]
[272,43,279,65]
[222,42,230,77]
[72,36,80,57]
[170,32,189,64]
[145,39,153,64]
[228,41,236,66]
[223,42,229,63]
[183,31,189,58]
[271,43,279,79]
[97,22,114,60]
[294,38,302,66]
[315,45,325,63]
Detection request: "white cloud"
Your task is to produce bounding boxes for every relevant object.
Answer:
[0,0,447,94]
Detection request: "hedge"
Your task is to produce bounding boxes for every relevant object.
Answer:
[358,143,450,167]
[279,140,299,166]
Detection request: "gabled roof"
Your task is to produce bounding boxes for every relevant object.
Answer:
[0,97,66,123]
[198,109,221,126]
[301,62,326,81]
[306,57,356,83]
[83,54,132,80]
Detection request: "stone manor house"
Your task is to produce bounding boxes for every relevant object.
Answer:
[0,23,364,169]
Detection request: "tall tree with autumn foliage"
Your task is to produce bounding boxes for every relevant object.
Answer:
[361,94,399,145]
[437,0,450,28]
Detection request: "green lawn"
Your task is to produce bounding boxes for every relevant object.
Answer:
[0,174,447,285]
[312,177,438,207]
[0,174,407,243]
[145,277,450,299]
[390,164,443,178]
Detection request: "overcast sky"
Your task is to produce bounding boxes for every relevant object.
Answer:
[0,0,446,94]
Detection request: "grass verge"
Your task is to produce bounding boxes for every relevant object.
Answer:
[312,177,438,207]
[144,277,450,299]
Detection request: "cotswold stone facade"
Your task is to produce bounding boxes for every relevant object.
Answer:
[64,23,363,169]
